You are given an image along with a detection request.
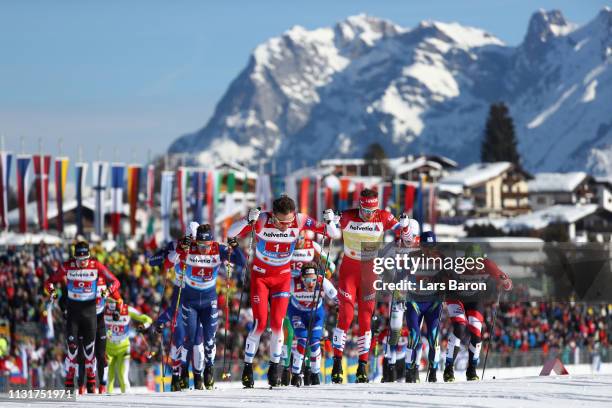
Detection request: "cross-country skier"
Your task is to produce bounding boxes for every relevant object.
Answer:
[167,223,246,390]
[227,195,340,388]
[380,217,420,383]
[403,231,444,383]
[288,262,338,387]
[152,222,200,391]
[443,244,513,382]
[76,276,115,394]
[281,230,336,385]
[44,241,120,393]
[331,189,415,383]
[104,299,153,393]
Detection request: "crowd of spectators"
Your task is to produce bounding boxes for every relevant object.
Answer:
[1,242,611,388]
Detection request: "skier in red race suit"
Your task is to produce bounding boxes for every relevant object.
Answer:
[443,243,513,382]
[44,241,120,393]
[331,188,415,383]
[228,195,340,387]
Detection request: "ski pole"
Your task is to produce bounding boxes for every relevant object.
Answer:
[221,254,234,380]
[303,219,335,376]
[233,210,259,371]
[481,291,502,380]
[165,242,190,384]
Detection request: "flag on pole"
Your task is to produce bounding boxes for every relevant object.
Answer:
[404,184,416,215]
[146,164,154,210]
[339,178,350,211]
[299,177,310,215]
[352,181,364,208]
[255,172,272,210]
[205,170,213,224]
[92,161,109,239]
[177,167,188,233]
[0,151,13,230]
[75,162,88,236]
[33,155,52,231]
[160,171,174,243]
[54,157,69,233]
[428,183,436,233]
[110,164,125,237]
[193,170,205,224]
[16,156,31,233]
[127,165,141,237]
[144,164,156,249]
[414,176,424,230]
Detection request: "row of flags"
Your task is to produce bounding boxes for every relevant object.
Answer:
[0,150,438,239]
[0,152,156,238]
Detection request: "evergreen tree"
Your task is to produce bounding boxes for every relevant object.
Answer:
[481,102,520,164]
[363,143,390,177]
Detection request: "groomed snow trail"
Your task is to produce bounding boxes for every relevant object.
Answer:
[3,375,612,408]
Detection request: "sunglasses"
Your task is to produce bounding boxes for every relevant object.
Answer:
[360,207,376,214]
[272,214,295,225]
[303,277,317,284]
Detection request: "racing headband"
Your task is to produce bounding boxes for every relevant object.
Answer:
[359,196,379,209]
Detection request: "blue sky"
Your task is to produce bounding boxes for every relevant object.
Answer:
[0,0,608,166]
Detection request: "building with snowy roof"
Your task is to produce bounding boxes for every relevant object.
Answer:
[439,162,531,217]
[527,172,595,211]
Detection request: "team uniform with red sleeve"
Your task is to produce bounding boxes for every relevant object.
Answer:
[332,208,402,363]
[227,212,339,365]
[44,259,120,389]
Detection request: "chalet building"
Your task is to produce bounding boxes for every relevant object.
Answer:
[528,172,595,211]
[440,162,531,217]
[318,154,457,182]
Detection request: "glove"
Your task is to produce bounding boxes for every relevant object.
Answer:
[323,209,335,224]
[247,208,261,223]
[100,288,109,298]
[50,290,59,301]
[500,278,513,292]
[392,289,404,302]
[154,322,165,334]
[180,235,191,250]
[113,311,120,321]
[227,237,239,249]
[136,324,148,333]
[399,213,409,228]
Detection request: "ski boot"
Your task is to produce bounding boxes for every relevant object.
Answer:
[204,365,214,390]
[268,362,281,387]
[381,358,389,383]
[78,384,86,395]
[180,368,189,389]
[310,371,321,385]
[427,366,437,383]
[356,361,369,383]
[242,363,254,388]
[466,365,480,381]
[281,366,291,386]
[396,358,406,381]
[98,384,107,394]
[443,364,455,382]
[193,372,204,390]
[331,356,343,384]
[387,362,397,383]
[303,366,311,386]
[406,365,419,383]
[291,372,303,387]
[171,374,182,391]
[86,376,96,394]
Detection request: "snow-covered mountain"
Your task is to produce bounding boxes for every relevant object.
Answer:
[168,8,612,175]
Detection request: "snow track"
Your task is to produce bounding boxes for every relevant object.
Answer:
[4,375,612,408]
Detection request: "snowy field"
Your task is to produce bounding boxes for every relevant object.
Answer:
[3,374,612,408]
